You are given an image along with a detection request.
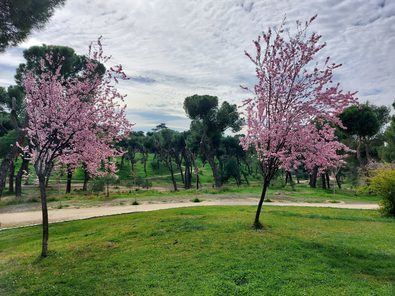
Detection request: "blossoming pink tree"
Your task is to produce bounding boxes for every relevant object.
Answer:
[240,16,356,228]
[23,39,130,257]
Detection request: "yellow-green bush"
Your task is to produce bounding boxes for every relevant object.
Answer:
[369,167,395,216]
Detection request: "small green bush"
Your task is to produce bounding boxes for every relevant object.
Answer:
[90,178,106,193]
[369,168,395,217]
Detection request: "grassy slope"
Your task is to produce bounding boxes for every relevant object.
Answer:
[0,206,394,295]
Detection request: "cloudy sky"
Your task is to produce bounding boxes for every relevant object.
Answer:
[1,0,394,131]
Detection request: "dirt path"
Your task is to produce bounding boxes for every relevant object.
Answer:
[0,200,379,230]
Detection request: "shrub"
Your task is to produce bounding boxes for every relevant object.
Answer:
[369,167,395,217]
[90,178,106,193]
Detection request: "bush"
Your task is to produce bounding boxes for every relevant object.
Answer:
[369,167,395,217]
[90,178,106,193]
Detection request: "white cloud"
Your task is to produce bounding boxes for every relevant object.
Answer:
[0,0,394,130]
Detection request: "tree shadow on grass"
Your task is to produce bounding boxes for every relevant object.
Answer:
[290,236,395,283]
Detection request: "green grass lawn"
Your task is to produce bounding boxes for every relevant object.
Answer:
[1,206,394,295]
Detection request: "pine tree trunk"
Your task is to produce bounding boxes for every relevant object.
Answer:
[8,159,14,193]
[15,158,29,198]
[208,154,222,188]
[168,159,178,191]
[38,176,49,257]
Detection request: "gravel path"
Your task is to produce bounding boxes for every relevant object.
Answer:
[0,200,379,230]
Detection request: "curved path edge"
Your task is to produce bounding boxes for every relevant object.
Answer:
[0,201,379,230]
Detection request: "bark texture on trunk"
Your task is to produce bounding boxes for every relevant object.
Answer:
[254,179,269,229]
[309,167,318,188]
[8,159,14,193]
[208,154,222,188]
[39,176,49,257]
[66,170,72,194]
[82,169,89,191]
[167,159,178,191]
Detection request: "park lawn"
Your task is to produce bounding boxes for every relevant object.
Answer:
[0,206,394,295]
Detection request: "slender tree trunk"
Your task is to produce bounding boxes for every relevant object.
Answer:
[66,170,72,194]
[321,174,327,189]
[8,159,14,193]
[38,175,49,257]
[0,149,16,196]
[335,172,342,189]
[15,157,29,198]
[254,179,270,229]
[45,162,53,188]
[168,159,178,191]
[309,167,318,188]
[184,153,192,189]
[325,172,330,189]
[106,180,109,198]
[82,169,89,191]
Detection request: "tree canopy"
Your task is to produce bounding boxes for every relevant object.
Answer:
[0,0,65,52]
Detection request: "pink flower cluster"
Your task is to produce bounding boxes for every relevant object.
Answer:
[23,38,131,178]
[240,16,357,174]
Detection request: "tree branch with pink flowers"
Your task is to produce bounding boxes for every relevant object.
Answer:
[22,38,131,257]
[240,16,357,229]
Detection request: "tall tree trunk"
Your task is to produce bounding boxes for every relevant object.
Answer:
[309,167,318,188]
[321,174,327,189]
[208,154,222,188]
[176,157,185,185]
[15,157,29,198]
[254,178,270,229]
[38,175,49,257]
[45,162,53,188]
[184,153,192,189]
[168,159,178,191]
[8,159,14,193]
[325,172,330,189]
[0,148,17,196]
[335,172,342,189]
[82,168,89,191]
[66,170,72,194]
[106,180,110,198]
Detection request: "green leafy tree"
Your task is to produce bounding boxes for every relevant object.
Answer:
[380,101,395,162]
[183,95,242,187]
[340,103,390,165]
[0,0,65,52]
